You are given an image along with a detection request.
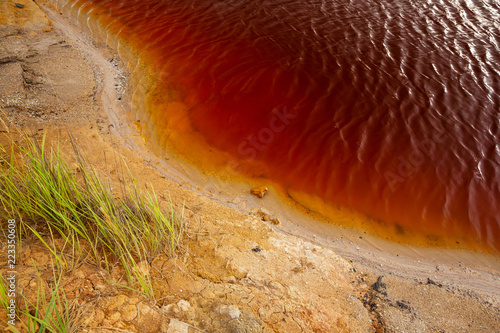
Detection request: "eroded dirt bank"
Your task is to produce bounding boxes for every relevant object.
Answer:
[1,1,500,332]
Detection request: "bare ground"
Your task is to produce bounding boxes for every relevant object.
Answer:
[1,1,500,332]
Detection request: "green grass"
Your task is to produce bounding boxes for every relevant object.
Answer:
[0,264,85,333]
[0,131,183,303]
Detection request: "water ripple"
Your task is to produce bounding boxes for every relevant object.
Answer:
[62,0,500,252]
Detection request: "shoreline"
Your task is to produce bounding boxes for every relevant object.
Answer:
[43,0,500,255]
[41,0,500,299]
[41,0,497,255]
[1,1,500,331]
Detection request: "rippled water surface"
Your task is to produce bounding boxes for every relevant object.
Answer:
[63,0,500,251]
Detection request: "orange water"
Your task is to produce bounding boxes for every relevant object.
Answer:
[61,0,500,252]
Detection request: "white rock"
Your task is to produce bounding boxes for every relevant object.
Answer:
[226,305,241,319]
[177,300,191,312]
[167,319,189,333]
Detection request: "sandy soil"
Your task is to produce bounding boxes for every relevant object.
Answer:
[1,1,500,332]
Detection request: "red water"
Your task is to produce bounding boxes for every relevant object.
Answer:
[61,0,499,252]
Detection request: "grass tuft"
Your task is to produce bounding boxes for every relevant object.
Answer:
[0,131,183,300]
[0,263,86,333]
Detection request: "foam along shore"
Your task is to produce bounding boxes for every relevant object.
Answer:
[1,1,500,332]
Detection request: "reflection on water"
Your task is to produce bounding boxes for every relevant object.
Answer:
[59,0,499,252]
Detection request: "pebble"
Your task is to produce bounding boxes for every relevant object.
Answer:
[227,305,242,319]
[167,319,189,333]
[219,304,241,319]
[250,186,268,198]
[177,300,191,312]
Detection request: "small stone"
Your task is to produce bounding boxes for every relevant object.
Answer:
[255,208,281,225]
[250,186,268,198]
[220,304,241,319]
[227,305,241,319]
[167,319,189,333]
[15,3,24,8]
[161,304,180,315]
[226,275,237,283]
[271,217,281,225]
[177,300,191,312]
